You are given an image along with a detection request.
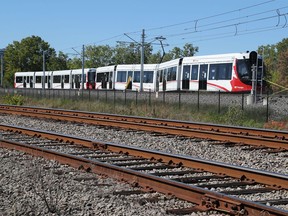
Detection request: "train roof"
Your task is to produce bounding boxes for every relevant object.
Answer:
[182,52,253,64]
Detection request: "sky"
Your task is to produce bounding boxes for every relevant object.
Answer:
[1,0,288,57]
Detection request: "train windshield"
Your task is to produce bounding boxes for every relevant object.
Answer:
[88,70,96,82]
[236,58,264,85]
[237,59,250,83]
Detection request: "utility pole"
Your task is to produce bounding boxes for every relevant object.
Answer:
[140,29,145,92]
[0,49,5,87]
[72,45,85,92]
[123,29,146,92]
[82,45,85,91]
[42,50,47,90]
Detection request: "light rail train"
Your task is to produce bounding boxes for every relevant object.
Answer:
[14,51,265,92]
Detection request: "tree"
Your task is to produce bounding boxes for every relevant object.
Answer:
[47,51,69,71]
[258,38,288,92]
[85,45,114,68]
[4,36,56,87]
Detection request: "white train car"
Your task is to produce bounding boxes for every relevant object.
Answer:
[14,51,264,93]
[14,71,34,88]
[95,65,115,90]
[115,64,157,91]
[156,59,181,91]
[181,52,261,92]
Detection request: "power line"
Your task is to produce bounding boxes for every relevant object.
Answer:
[143,0,276,33]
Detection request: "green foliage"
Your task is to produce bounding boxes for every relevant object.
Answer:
[258,38,288,92]
[3,94,25,105]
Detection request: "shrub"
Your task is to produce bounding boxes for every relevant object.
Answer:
[3,94,25,105]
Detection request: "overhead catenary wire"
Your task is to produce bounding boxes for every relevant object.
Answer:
[61,0,286,56]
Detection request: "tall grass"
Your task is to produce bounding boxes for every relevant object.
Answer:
[0,95,272,128]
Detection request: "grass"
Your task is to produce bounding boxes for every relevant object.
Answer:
[1,94,287,130]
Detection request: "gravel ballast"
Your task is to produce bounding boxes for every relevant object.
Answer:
[0,114,287,215]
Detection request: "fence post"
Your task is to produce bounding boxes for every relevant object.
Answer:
[218,90,221,114]
[149,89,151,106]
[242,93,244,110]
[125,89,127,105]
[197,90,200,111]
[266,92,269,122]
[178,90,181,109]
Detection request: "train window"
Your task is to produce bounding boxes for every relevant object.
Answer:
[209,65,217,80]
[144,71,153,83]
[53,75,61,83]
[167,66,177,81]
[183,65,190,80]
[218,63,232,80]
[209,63,232,80]
[16,77,23,83]
[133,71,140,82]
[117,71,126,82]
[96,73,104,82]
[128,71,133,81]
[191,65,199,80]
[36,76,42,83]
[64,75,69,83]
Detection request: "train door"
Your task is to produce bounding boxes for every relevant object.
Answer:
[156,70,160,92]
[29,76,33,88]
[182,65,190,90]
[162,69,167,91]
[126,71,133,90]
[48,74,51,89]
[199,64,208,90]
[108,72,113,89]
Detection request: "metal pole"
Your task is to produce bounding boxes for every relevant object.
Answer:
[140,29,145,92]
[82,45,85,92]
[0,50,4,87]
[43,51,46,91]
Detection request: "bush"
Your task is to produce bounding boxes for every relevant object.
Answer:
[3,94,25,105]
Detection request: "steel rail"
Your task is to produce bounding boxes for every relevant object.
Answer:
[0,105,287,150]
[0,128,287,215]
[0,123,287,190]
[1,104,287,140]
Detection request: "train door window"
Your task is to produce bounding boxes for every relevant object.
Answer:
[117,71,126,82]
[182,65,190,90]
[133,71,140,82]
[16,76,23,83]
[199,64,208,90]
[144,71,153,83]
[183,65,190,80]
[191,65,199,80]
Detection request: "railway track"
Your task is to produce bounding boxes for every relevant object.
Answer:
[0,124,287,215]
[0,104,287,151]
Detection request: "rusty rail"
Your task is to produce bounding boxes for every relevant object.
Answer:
[0,104,287,150]
[0,124,287,215]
